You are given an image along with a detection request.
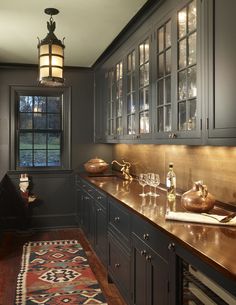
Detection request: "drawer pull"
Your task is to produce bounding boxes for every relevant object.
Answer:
[97,196,102,200]
[143,233,149,240]
[145,255,152,262]
[140,250,147,256]
[114,216,120,222]
[115,263,120,268]
[88,189,92,192]
[84,196,90,200]
[97,208,102,212]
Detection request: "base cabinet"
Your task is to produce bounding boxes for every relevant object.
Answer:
[75,176,108,265]
[132,233,169,305]
[108,232,132,305]
[76,176,236,305]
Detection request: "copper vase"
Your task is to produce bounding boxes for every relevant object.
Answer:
[181,181,215,213]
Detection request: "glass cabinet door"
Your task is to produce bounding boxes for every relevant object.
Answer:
[115,61,123,136]
[156,19,172,133]
[106,60,124,140]
[139,38,150,135]
[154,0,200,141]
[106,69,115,138]
[177,0,197,132]
[126,50,136,136]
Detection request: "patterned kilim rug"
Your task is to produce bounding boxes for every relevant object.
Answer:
[15,240,108,305]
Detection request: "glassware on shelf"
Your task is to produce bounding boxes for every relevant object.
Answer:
[138,173,147,197]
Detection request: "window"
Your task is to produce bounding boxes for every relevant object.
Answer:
[10,86,71,170]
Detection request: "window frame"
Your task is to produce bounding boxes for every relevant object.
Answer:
[10,85,71,171]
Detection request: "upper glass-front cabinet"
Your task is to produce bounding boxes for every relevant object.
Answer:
[156,20,172,133]
[177,0,197,132]
[106,61,123,140]
[154,0,201,140]
[103,0,201,143]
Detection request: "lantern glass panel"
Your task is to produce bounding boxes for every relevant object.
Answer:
[40,67,49,79]
[51,56,63,67]
[40,44,49,55]
[52,44,63,56]
[40,55,49,66]
[52,67,63,78]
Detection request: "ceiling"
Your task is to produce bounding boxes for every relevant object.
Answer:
[0,0,148,67]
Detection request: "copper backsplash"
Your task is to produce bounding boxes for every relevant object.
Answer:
[113,144,236,206]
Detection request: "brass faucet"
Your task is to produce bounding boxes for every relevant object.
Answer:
[111,160,133,181]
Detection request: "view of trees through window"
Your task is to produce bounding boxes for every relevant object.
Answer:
[18,95,62,167]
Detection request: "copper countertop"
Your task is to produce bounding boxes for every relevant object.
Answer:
[80,173,236,282]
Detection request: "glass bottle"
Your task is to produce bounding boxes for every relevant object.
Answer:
[166,163,176,201]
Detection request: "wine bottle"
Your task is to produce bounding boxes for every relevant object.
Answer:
[166,163,176,201]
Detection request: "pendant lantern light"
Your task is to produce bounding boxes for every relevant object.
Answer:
[38,8,65,87]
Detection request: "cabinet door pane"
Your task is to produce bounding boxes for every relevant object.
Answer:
[158,53,165,78]
[178,70,187,100]
[179,38,187,69]
[178,7,187,38]
[188,32,197,65]
[188,0,197,32]
[187,66,197,98]
[140,111,149,133]
[157,79,164,106]
[165,105,171,132]
[178,101,186,130]
[158,107,164,132]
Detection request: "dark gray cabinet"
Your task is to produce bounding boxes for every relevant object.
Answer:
[94,0,236,146]
[76,176,236,305]
[132,234,169,305]
[107,197,132,304]
[132,213,170,305]
[207,0,236,145]
[75,176,108,265]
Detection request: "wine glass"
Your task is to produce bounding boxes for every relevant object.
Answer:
[138,173,147,197]
[151,173,160,197]
[146,173,154,196]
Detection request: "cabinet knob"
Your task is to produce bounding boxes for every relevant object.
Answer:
[97,208,102,212]
[140,250,147,256]
[84,196,90,200]
[168,243,175,251]
[114,216,120,222]
[115,263,120,268]
[143,233,149,240]
[145,255,152,262]
[97,196,102,200]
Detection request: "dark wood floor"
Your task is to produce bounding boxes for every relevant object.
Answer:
[0,228,127,305]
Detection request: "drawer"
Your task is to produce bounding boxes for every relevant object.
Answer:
[132,214,169,260]
[109,198,131,245]
[93,188,107,209]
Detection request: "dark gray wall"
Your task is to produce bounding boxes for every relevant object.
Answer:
[0,66,112,230]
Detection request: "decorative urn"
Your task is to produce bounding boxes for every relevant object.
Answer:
[181,181,215,213]
[84,157,109,174]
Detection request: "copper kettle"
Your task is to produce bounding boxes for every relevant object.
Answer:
[181,181,215,213]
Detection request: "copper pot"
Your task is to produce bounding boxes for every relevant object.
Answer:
[84,157,109,174]
[181,181,215,213]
